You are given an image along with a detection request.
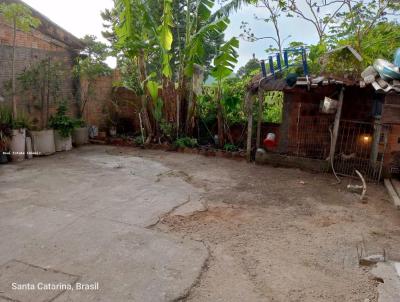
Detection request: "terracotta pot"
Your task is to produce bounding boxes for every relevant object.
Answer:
[31,129,56,156]
[10,129,26,162]
[72,127,89,146]
[54,131,72,152]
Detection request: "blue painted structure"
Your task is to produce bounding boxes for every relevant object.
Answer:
[260,47,309,78]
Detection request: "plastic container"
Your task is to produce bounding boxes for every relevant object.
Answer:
[10,129,26,162]
[263,133,277,149]
[54,131,72,152]
[31,130,56,156]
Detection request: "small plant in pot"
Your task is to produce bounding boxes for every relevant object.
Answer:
[72,118,89,146]
[10,111,30,162]
[49,103,75,152]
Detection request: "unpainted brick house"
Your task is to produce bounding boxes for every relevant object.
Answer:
[254,76,400,181]
[0,0,84,127]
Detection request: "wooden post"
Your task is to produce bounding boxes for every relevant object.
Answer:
[329,87,345,162]
[246,93,254,162]
[256,90,264,149]
[370,117,381,166]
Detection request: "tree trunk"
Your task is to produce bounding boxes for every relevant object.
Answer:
[185,84,195,135]
[137,53,153,142]
[11,19,17,119]
[256,91,264,149]
[246,93,254,162]
[216,85,225,148]
[46,58,51,128]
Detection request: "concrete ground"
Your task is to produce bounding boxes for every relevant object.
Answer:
[1,145,400,302]
[0,146,208,302]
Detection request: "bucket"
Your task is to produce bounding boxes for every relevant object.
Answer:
[263,133,277,149]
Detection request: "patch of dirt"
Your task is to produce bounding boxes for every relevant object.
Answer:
[118,147,400,302]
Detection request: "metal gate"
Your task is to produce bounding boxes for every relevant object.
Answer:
[333,120,388,182]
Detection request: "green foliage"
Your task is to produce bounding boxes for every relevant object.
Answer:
[18,59,64,102]
[0,3,41,32]
[237,57,260,78]
[159,0,173,78]
[49,103,75,138]
[0,106,12,151]
[73,118,86,128]
[12,113,31,130]
[223,143,238,152]
[174,137,198,148]
[74,35,111,81]
[0,105,31,130]
[0,105,13,127]
[210,37,239,82]
[134,135,144,146]
[264,91,283,123]
[160,119,176,141]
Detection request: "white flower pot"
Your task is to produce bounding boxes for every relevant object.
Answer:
[72,127,89,146]
[25,137,33,159]
[54,131,72,152]
[10,129,26,162]
[31,129,56,156]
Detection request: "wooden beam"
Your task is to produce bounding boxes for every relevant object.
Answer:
[246,93,254,162]
[256,91,264,149]
[329,87,345,162]
[384,179,400,209]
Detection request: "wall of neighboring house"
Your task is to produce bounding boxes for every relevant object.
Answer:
[381,94,400,176]
[0,14,79,128]
[81,74,142,135]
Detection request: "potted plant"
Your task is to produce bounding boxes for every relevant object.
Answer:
[49,103,74,152]
[10,113,31,162]
[0,106,12,163]
[72,118,89,146]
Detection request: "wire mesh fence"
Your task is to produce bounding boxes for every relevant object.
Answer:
[333,120,388,182]
[283,115,387,182]
[287,115,333,160]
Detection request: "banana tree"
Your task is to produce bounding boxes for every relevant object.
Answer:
[114,0,235,139]
[210,37,239,147]
[177,0,231,136]
[114,0,173,143]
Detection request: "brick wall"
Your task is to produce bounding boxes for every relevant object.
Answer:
[0,15,79,127]
[82,75,142,135]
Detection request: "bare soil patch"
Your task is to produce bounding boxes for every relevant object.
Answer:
[115,147,400,302]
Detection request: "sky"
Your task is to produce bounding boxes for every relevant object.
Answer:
[22,0,321,70]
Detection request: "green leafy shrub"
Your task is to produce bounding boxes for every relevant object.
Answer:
[49,103,75,137]
[134,135,144,146]
[12,113,31,129]
[0,105,12,126]
[223,143,238,152]
[174,137,198,148]
[73,118,86,128]
[0,106,13,151]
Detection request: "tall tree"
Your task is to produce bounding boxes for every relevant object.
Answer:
[0,3,40,119]
[113,0,233,139]
[73,35,112,117]
[329,0,400,52]
[210,37,239,147]
[240,0,288,55]
[284,0,346,42]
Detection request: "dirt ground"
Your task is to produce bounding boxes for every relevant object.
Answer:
[112,147,400,302]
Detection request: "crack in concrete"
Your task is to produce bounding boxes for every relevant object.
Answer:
[171,240,212,302]
[145,195,193,229]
